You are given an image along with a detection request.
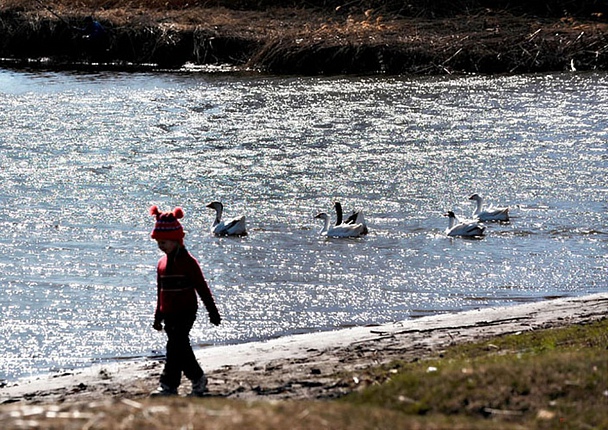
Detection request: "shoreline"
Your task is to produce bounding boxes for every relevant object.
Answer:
[0,3,607,74]
[2,292,606,405]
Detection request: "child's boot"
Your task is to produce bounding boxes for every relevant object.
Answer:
[189,374,208,397]
[150,382,178,397]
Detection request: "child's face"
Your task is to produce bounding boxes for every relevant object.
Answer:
[156,239,179,254]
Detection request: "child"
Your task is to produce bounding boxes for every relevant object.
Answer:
[149,206,221,397]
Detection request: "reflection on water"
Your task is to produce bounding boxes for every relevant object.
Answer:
[0,69,606,381]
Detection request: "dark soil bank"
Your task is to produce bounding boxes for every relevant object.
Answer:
[0,0,607,74]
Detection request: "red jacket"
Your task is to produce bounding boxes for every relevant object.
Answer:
[154,247,219,321]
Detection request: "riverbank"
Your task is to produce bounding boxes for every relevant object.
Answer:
[2,293,606,406]
[0,1,607,74]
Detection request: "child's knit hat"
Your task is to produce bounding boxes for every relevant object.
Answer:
[150,206,185,242]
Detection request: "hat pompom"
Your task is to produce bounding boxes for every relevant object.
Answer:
[173,207,184,219]
[150,205,161,218]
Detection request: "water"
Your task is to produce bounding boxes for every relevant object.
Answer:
[0,69,606,382]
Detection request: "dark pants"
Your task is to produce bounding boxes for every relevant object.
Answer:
[160,312,204,389]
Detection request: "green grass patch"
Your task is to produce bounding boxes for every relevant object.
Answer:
[344,319,608,429]
[3,319,608,429]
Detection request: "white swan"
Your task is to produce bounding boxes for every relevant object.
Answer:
[469,193,509,222]
[445,211,486,237]
[315,212,365,238]
[334,201,369,235]
[206,201,247,236]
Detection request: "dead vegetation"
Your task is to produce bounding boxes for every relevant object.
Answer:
[0,0,606,73]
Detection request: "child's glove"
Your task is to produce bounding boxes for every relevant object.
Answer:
[153,313,164,331]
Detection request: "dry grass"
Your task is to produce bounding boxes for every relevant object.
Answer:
[0,0,607,73]
[2,319,607,429]
[0,396,498,430]
[345,318,608,429]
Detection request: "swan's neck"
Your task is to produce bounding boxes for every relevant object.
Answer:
[448,215,456,229]
[335,204,343,225]
[213,206,223,226]
[473,199,483,215]
[320,216,331,234]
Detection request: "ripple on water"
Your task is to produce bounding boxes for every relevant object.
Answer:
[0,70,606,380]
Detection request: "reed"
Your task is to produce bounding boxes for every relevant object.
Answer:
[2,0,606,16]
[0,0,606,74]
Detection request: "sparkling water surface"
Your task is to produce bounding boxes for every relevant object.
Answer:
[0,69,606,381]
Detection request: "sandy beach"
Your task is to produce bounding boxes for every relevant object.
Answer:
[1,292,606,405]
